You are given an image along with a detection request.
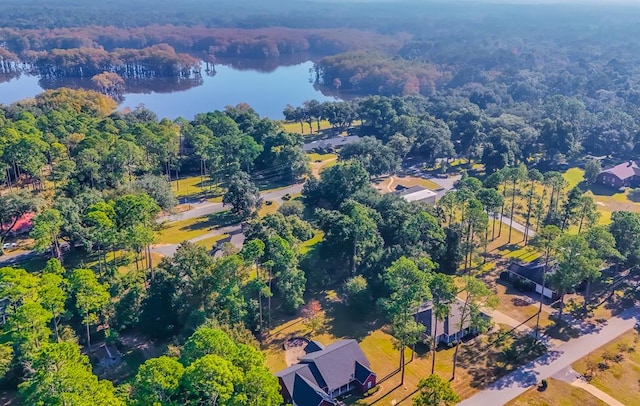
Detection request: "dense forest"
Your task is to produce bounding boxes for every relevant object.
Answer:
[5,1,640,404]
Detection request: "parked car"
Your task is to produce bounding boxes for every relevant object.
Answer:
[2,243,17,249]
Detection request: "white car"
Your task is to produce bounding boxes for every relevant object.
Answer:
[2,243,17,249]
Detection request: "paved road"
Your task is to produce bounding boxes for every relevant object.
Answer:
[159,184,304,223]
[0,250,36,266]
[496,214,535,238]
[458,306,640,405]
[430,174,461,197]
[151,225,242,257]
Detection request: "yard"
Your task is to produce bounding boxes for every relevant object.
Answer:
[309,152,338,177]
[506,378,606,406]
[172,175,224,200]
[373,175,443,194]
[572,330,640,405]
[156,210,235,244]
[281,119,334,135]
[584,182,640,225]
[263,288,546,405]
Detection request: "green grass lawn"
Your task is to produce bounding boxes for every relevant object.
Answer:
[563,167,585,189]
[192,234,230,251]
[258,201,280,218]
[299,231,324,255]
[172,175,223,199]
[310,155,338,177]
[507,378,606,406]
[157,211,235,244]
[281,119,334,135]
[308,152,338,162]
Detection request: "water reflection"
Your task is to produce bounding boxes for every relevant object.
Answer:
[0,72,21,84]
[38,75,205,95]
[216,53,318,73]
[0,60,340,119]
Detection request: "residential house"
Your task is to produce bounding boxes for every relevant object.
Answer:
[302,135,361,153]
[2,212,34,237]
[414,298,487,345]
[275,340,376,406]
[395,185,437,205]
[597,160,640,189]
[508,260,558,299]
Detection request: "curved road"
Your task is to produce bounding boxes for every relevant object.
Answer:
[458,306,640,405]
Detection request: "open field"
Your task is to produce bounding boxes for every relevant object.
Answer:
[563,167,584,189]
[192,234,230,251]
[585,183,640,225]
[506,378,606,406]
[573,330,640,405]
[156,210,235,244]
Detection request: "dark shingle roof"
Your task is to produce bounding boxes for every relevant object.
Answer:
[305,340,325,354]
[414,298,479,337]
[354,361,374,384]
[292,373,335,406]
[302,135,361,152]
[298,339,371,392]
[508,259,553,286]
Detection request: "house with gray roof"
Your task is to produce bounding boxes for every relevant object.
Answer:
[414,298,488,345]
[508,259,558,299]
[303,135,361,152]
[275,339,376,406]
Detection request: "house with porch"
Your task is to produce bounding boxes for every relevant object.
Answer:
[275,339,376,406]
[414,298,488,345]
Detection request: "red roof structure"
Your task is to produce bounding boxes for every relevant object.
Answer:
[5,213,34,235]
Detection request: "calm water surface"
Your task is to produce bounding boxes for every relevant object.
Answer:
[0,61,339,120]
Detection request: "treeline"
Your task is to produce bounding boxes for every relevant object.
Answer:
[24,44,201,79]
[0,26,396,56]
[287,93,640,168]
[316,52,445,96]
[0,26,397,79]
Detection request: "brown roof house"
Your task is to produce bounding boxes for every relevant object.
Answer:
[597,160,640,189]
[275,340,377,406]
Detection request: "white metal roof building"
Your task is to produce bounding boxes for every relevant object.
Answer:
[396,185,437,205]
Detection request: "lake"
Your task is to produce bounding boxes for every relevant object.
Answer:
[0,60,340,120]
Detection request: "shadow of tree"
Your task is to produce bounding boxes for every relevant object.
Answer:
[182,210,236,231]
[457,328,546,389]
[324,300,386,341]
[587,183,618,197]
[628,189,640,202]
